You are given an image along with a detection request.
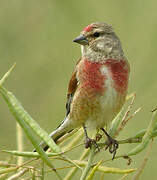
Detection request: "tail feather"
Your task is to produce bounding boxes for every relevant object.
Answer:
[40,129,67,151]
[34,117,73,152]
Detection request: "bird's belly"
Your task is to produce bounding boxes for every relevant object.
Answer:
[69,59,129,129]
[70,83,126,129]
[85,86,126,129]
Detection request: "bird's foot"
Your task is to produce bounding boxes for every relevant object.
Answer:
[83,125,100,151]
[105,136,119,160]
[85,137,100,151]
[100,128,119,160]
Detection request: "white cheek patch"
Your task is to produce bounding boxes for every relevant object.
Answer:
[105,41,113,53]
[105,46,112,53]
[96,41,113,53]
[96,42,105,50]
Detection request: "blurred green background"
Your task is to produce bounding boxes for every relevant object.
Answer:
[0,0,157,179]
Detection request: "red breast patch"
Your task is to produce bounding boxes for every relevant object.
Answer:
[105,59,130,94]
[79,60,106,94]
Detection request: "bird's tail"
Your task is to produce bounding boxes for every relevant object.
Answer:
[35,117,73,152]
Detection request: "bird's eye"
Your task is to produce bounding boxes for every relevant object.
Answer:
[93,32,100,37]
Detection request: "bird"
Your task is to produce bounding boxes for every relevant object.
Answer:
[38,22,130,158]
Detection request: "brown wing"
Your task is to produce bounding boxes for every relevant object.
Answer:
[65,59,81,116]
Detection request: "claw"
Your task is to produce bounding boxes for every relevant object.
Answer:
[85,137,100,151]
[105,137,118,160]
[85,137,92,148]
[101,128,119,160]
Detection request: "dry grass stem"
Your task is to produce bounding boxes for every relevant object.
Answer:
[118,174,129,180]
[55,129,79,146]
[16,123,24,166]
[115,94,141,136]
[64,149,89,180]
[62,129,84,152]
[7,168,29,180]
[132,140,153,180]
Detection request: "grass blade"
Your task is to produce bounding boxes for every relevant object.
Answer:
[0,86,61,153]
[0,87,55,169]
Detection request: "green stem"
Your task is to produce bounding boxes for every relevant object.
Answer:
[64,149,89,180]
[41,161,45,180]
[80,145,95,180]
[16,123,23,166]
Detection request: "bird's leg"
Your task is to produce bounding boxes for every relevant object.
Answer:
[83,125,99,150]
[101,128,118,160]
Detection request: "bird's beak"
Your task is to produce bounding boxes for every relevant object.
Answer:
[73,34,88,45]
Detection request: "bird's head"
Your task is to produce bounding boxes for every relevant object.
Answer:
[73,22,123,59]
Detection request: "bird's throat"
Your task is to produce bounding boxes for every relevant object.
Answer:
[81,45,124,63]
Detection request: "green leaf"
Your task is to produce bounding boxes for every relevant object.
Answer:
[126,111,157,156]
[1,150,60,158]
[0,87,56,169]
[0,87,61,153]
[108,107,124,137]
[0,63,16,87]
[86,160,102,180]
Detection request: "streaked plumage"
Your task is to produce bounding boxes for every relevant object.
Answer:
[39,22,130,154]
